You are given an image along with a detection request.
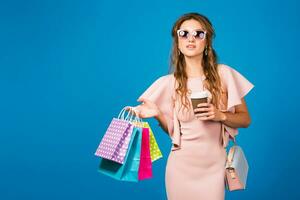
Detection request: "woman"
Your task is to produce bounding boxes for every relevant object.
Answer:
[134,12,254,200]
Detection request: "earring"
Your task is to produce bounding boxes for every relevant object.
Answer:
[204,46,208,56]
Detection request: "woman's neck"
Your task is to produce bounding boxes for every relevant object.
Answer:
[184,54,204,77]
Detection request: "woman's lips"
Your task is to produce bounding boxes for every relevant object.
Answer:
[186,44,196,49]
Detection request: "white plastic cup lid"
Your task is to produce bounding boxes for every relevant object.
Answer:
[190,91,209,99]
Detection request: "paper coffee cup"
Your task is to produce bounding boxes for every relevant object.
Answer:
[190,91,209,114]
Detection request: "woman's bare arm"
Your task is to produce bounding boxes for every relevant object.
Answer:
[153,97,252,136]
[221,98,251,128]
[194,97,251,128]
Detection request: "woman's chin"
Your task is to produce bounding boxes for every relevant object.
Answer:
[183,52,203,58]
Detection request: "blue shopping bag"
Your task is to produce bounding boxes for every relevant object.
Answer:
[98,126,142,182]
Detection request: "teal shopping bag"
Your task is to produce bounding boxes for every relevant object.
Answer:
[98,126,142,182]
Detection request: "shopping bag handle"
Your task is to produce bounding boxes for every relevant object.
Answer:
[117,106,131,119]
[126,107,142,123]
[130,107,143,127]
[124,106,143,127]
[117,106,143,127]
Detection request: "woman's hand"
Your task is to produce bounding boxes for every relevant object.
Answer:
[126,98,160,119]
[193,103,226,122]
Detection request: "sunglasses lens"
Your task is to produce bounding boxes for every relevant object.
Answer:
[196,31,206,39]
[178,30,188,38]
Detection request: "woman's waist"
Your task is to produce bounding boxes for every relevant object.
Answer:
[179,120,221,137]
[179,133,223,147]
[180,119,221,129]
[170,139,226,160]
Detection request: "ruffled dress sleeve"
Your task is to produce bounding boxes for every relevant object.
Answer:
[137,74,181,149]
[218,64,254,147]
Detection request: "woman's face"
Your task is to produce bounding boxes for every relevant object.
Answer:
[177,19,207,58]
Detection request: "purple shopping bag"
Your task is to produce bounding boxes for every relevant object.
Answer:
[94,107,136,164]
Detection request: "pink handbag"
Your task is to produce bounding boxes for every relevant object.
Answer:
[225,137,249,191]
[138,127,153,180]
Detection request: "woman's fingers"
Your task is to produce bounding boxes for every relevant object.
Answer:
[124,106,133,111]
[138,98,149,104]
[137,98,154,105]
[123,106,140,117]
[195,103,217,121]
[197,103,209,107]
[132,106,141,115]
[135,98,159,119]
[137,98,144,102]
[196,115,215,120]
[194,103,213,113]
[194,107,210,113]
[195,111,215,121]
[195,111,214,117]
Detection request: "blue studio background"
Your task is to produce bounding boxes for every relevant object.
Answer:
[1,0,299,199]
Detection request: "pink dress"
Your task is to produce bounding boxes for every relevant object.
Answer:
[138,64,254,200]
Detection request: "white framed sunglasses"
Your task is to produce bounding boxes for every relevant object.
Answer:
[177,29,207,40]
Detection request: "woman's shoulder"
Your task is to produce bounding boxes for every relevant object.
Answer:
[217,63,247,79]
[152,73,175,84]
[218,63,236,74]
[139,73,176,102]
[158,73,175,80]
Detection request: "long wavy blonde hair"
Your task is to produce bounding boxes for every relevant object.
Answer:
[169,12,223,112]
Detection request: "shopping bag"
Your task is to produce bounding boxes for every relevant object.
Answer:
[142,122,163,162]
[94,107,135,164]
[138,127,153,180]
[98,125,143,182]
[97,108,143,182]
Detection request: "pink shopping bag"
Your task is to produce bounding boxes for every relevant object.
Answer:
[138,127,153,180]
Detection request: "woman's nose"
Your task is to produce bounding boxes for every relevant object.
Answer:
[188,35,195,42]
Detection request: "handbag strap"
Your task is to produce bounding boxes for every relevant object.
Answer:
[227,145,236,166]
[221,122,237,146]
[222,122,238,166]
